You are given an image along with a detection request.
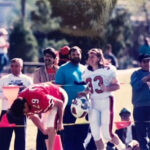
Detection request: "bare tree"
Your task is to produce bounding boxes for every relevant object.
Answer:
[21,0,26,19]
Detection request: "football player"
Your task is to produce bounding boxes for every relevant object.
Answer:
[82,48,126,150]
[6,82,68,150]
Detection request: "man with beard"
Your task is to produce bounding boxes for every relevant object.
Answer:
[55,46,88,150]
[33,47,59,150]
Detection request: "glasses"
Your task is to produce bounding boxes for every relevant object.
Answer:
[142,59,150,63]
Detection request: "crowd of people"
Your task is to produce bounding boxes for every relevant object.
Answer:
[0,31,150,150]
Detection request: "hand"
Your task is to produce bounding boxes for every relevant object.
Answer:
[142,74,150,83]
[42,128,49,135]
[100,84,108,92]
[56,120,64,131]
[128,140,140,150]
[78,92,86,97]
[78,90,91,97]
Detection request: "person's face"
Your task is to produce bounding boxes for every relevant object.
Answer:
[44,53,55,67]
[121,114,130,121]
[11,61,22,76]
[140,59,150,71]
[23,102,29,115]
[88,53,100,67]
[70,49,82,65]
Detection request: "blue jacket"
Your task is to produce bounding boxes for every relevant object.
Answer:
[130,69,150,107]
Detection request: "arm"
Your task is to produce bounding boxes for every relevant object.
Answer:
[131,71,148,90]
[33,69,41,84]
[53,99,64,131]
[141,74,150,83]
[101,77,120,92]
[29,114,48,135]
[29,115,48,135]
[0,78,7,100]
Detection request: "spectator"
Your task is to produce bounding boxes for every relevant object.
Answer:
[55,46,88,150]
[130,54,150,150]
[104,44,118,68]
[82,48,125,150]
[33,47,59,150]
[58,46,70,66]
[0,28,9,74]
[139,36,150,55]
[0,58,33,150]
[108,108,139,150]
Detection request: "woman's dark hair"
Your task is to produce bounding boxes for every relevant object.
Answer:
[43,47,57,59]
[9,98,26,117]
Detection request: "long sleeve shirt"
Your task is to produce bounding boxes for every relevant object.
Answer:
[130,69,150,107]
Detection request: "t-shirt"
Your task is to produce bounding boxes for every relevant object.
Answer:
[55,62,86,105]
[46,67,57,82]
[0,73,33,110]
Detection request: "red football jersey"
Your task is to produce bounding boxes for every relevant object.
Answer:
[19,82,63,114]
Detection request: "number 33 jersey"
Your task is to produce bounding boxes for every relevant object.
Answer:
[82,65,117,100]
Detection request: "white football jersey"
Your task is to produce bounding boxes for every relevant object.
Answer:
[0,73,33,110]
[82,65,117,100]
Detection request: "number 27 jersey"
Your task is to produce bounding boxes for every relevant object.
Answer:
[82,65,117,100]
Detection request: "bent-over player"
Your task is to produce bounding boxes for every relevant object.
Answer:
[2,82,68,150]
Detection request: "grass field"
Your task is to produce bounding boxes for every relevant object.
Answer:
[0,68,139,150]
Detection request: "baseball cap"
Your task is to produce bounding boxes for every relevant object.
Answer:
[59,46,70,55]
[138,54,150,62]
[119,108,131,116]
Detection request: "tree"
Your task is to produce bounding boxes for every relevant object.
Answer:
[9,19,38,62]
[21,0,26,19]
[30,0,69,55]
[50,0,117,37]
[106,9,133,56]
[30,0,61,34]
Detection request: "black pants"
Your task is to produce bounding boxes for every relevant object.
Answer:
[61,105,89,150]
[133,106,150,150]
[36,129,48,150]
[0,110,26,150]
